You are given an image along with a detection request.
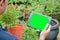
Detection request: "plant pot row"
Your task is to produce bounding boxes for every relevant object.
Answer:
[4,16,59,40]
[7,19,59,40]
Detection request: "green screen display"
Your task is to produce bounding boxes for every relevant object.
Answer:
[27,12,49,30]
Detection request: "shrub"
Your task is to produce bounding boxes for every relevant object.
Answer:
[0,4,20,27]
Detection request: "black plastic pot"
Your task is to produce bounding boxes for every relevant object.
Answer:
[46,19,59,40]
[37,19,59,40]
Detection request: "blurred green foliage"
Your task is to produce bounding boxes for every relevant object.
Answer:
[8,0,60,15]
[13,0,60,15]
[21,25,38,40]
[0,4,20,27]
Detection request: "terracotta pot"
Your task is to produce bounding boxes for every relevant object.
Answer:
[8,24,23,40]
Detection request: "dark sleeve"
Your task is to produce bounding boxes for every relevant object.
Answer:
[0,28,18,40]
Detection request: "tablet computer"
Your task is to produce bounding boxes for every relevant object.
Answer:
[27,12,52,30]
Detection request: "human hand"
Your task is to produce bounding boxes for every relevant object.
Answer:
[39,24,51,40]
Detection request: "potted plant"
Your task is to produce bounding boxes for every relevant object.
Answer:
[0,4,23,40]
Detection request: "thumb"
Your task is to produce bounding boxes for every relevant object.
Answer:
[46,24,51,32]
[43,24,49,31]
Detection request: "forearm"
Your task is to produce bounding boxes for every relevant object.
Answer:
[39,37,45,40]
[39,39,45,40]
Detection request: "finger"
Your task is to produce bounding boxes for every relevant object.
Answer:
[43,24,49,31]
[46,24,51,32]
